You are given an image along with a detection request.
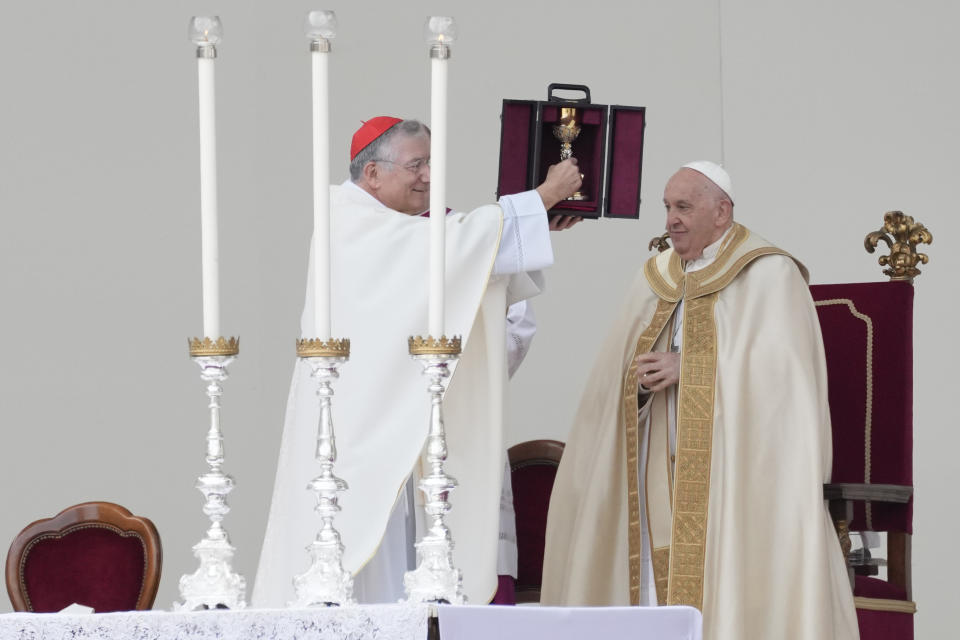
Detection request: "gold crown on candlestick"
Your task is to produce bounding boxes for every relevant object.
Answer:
[408,335,462,356]
[296,337,351,358]
[188,336,240,357]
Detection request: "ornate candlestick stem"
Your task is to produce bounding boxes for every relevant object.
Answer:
[404,336,465,604]
[291,338,354,607]
[176,337,246,611]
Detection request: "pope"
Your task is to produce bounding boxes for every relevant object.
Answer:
[541,162,859,640]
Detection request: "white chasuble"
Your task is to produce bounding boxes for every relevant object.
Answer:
[254,184,516,606]
[541,224,859,640]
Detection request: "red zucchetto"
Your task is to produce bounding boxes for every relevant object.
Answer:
[350,116,403,160]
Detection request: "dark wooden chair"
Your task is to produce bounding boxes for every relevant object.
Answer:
[508,439,565,604]
[813,211,931,640]
[5,501,162,612]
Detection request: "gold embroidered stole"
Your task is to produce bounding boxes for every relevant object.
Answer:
[628,292,719,608]
[628,224,799,609]
[622,299,677,605]
[666,292,719,606]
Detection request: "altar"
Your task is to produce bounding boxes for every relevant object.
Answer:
[0,604,702,640]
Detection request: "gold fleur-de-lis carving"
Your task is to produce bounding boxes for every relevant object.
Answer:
[649,233,671,253]
[864,211,932,282]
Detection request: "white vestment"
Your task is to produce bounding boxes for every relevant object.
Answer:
[542,224,859,640]
[254,182,550,606]
[506,300,536,379]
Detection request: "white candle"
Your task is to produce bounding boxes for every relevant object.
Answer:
[425,17,456,338]
[311,44,331,341]
[191,17,223,340]
[305,11,337,342]
[428,53,447,339]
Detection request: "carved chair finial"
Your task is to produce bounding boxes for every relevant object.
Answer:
[648,233,671,253]
[864,211,932,283]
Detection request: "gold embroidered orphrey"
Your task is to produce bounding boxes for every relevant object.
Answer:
[626,223,792,609]
[667,292,719,607]
[623,298,677,605]
[623,291,720,609]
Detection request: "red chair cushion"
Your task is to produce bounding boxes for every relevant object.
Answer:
[21,525,147,612]
[490,574,516,605]
[511,463,559,590]
[854,574,907,601]
[856,607,914,640]
[811,281,914,533]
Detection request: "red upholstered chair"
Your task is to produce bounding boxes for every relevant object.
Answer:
[812,211,932,640]
[508,439,565,603]
[5,502,162,612]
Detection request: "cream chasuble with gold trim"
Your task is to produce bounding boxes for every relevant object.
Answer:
[254,184,521,606]
[542,224,859,640]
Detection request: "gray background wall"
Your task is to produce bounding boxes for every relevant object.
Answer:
[1,0,954,635]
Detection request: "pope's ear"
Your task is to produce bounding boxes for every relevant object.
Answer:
[717,199,733,226]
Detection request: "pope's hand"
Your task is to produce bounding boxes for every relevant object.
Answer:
[536,158,583,210]
[635,352,680,392]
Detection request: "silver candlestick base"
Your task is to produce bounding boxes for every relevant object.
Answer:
[176,337,247,611]
[403,336,465,604]
[290,339,354,608]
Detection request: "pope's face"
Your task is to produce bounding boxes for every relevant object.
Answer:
[663,168,729,261]
[376,134,431,215]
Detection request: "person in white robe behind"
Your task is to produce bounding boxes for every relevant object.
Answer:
[254,117,581,606]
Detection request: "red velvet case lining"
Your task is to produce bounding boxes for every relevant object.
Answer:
[497,102,535,199]
[538,105,606,212]
[497,98,645,218]
[607,107,646,217]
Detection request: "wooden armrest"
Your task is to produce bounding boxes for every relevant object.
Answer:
[823,483,913,504]
[823,483,914,599]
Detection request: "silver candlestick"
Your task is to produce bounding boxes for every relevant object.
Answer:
[403,335,465,604]
[290,338,354,607]
[176,337,247,611]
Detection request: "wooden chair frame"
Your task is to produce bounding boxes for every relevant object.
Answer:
[824,483,913,599]
[509,439,565,471]
[5,501,162,612]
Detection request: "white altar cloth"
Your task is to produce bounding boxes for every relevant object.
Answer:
[0,604,430,640]
[437,605,702,640]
